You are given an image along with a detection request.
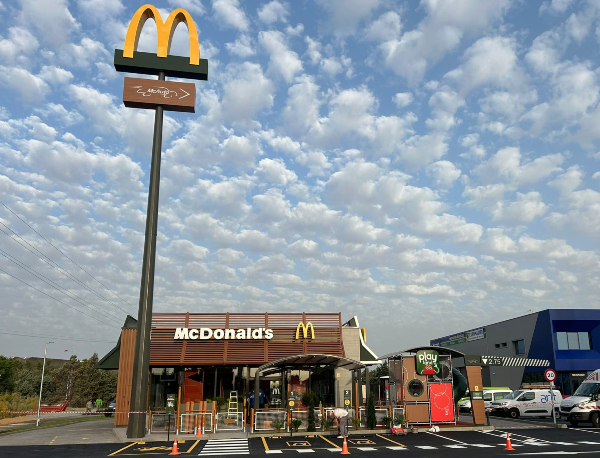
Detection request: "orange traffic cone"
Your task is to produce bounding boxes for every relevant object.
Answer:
[504,433,515,451]
[196,425,202,437]
[341,436,350,455]
[169,439,181,455]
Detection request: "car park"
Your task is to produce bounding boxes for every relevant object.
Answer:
[489,388,561,419]
[459,389,512,413]
[560,369,600,427]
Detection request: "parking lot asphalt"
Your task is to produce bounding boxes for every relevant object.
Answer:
[1,427,600,457]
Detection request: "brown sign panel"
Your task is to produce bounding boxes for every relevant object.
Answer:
[123,77,195,112]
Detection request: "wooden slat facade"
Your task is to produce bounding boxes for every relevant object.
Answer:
[149,312,345,366]
[115,328,136,426]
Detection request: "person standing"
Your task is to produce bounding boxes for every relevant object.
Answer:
[95,397,103,412]
[86,399,93,414]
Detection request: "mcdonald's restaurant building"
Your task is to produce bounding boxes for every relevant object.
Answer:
[98,313,379,426]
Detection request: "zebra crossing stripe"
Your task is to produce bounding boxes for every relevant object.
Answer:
[198,438,249,456]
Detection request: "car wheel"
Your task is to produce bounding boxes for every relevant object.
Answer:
[509,409,520,419]
[569,420,579,427]
[591,413,600,428]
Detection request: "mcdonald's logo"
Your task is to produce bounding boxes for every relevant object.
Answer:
[123,4,199,65]
[296,322,315,339]
[114,4,208,81]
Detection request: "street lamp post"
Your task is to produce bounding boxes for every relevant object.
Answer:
[36,341,53,427]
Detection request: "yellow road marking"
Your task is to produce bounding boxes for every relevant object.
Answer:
[108,441,138,456]
[49,436,58,445]
[261,436,270,451]
[320,435,340,448]
[186,440,200,453]
[376,434,406,447]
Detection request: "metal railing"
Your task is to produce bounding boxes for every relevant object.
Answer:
[254,409,287,432]
[358,407,388,428]
[179,412,213,434]
[150,413,175,433]
[215,412,244,432]
[289,409,322,430]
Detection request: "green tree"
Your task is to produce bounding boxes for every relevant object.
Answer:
[14,361,40,397]
[366,393,376,429]
[307,397,316,432]
[0,357,18,393]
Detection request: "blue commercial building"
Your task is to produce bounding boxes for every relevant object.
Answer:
[430,309,600,395]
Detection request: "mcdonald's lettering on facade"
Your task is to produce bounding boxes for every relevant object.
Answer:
[114,4,208,81]
[296,321,315,339]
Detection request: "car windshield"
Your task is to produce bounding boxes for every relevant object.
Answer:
[502,390,522,400]
[573,383,600,397]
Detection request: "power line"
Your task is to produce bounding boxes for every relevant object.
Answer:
[1,202,137,311]
[0,268,120,329]
[0,329,116,343]
[0,220,135,317]
[0,248,122,325]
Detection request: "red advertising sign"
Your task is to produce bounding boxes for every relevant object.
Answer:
[429,383,454,422]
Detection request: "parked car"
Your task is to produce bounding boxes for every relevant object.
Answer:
[560,369,600,427]
[490,388,561,419]
[103,399,116,417]
[459,389,512,413]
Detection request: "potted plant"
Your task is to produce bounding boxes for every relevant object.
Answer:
[391,414,407,436]
[272,418,284,433]
[382,415,393,429]
[322,418,334,432]
[291,418,302,432]
[350,416,360,430]
[213,396,226,412]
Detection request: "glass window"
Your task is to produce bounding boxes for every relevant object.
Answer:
[520,392,535,401]
[567,332,579,349]
[557,332,568,350]
[579,332,591,350]
[483,393,493,401]
[514,339,525,355]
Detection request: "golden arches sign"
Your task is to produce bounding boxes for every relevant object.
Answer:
[296,322,315,339]
[123,4,200,65]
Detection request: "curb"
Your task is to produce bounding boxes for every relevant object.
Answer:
[489,415,567,428]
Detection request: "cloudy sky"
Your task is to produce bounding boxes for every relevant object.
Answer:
[1,0,599,361]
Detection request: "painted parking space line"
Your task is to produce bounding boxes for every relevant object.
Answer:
[425,431,469,445]
[108,442,137,456]
[319,436,340,449]
[375,434,405,447]
[386,446,407,450]
[356,447,377,451]
[295,450,314,453]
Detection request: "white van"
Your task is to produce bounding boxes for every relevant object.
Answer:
[459,389,513,413]
[489,389,561,419]
[560,370,600,427]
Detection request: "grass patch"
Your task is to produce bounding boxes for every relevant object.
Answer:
[0,415,107,435]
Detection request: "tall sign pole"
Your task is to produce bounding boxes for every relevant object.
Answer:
[114,4,208,439]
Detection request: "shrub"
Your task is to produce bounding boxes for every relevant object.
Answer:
[291,418,302,432]
[322,418,334,431]
[350,416,360,429]
[366,393,376,429]
[382,415,393,428]
[307,398,316,432]
[0,393,38,419]
[272,418,285,432]
[301,391,320,407]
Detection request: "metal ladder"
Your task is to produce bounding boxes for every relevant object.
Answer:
[228,390,238,419]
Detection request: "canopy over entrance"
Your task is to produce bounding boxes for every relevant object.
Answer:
[257,353,365,374]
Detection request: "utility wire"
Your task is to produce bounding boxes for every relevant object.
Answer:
[0,268,120,329]
[0,248,122,324]
[1,202,137,311]
[0,329,116,343]
[0,222,135,317]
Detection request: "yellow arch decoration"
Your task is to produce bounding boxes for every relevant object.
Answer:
[123,4,200,65]
[296,322,315,339]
